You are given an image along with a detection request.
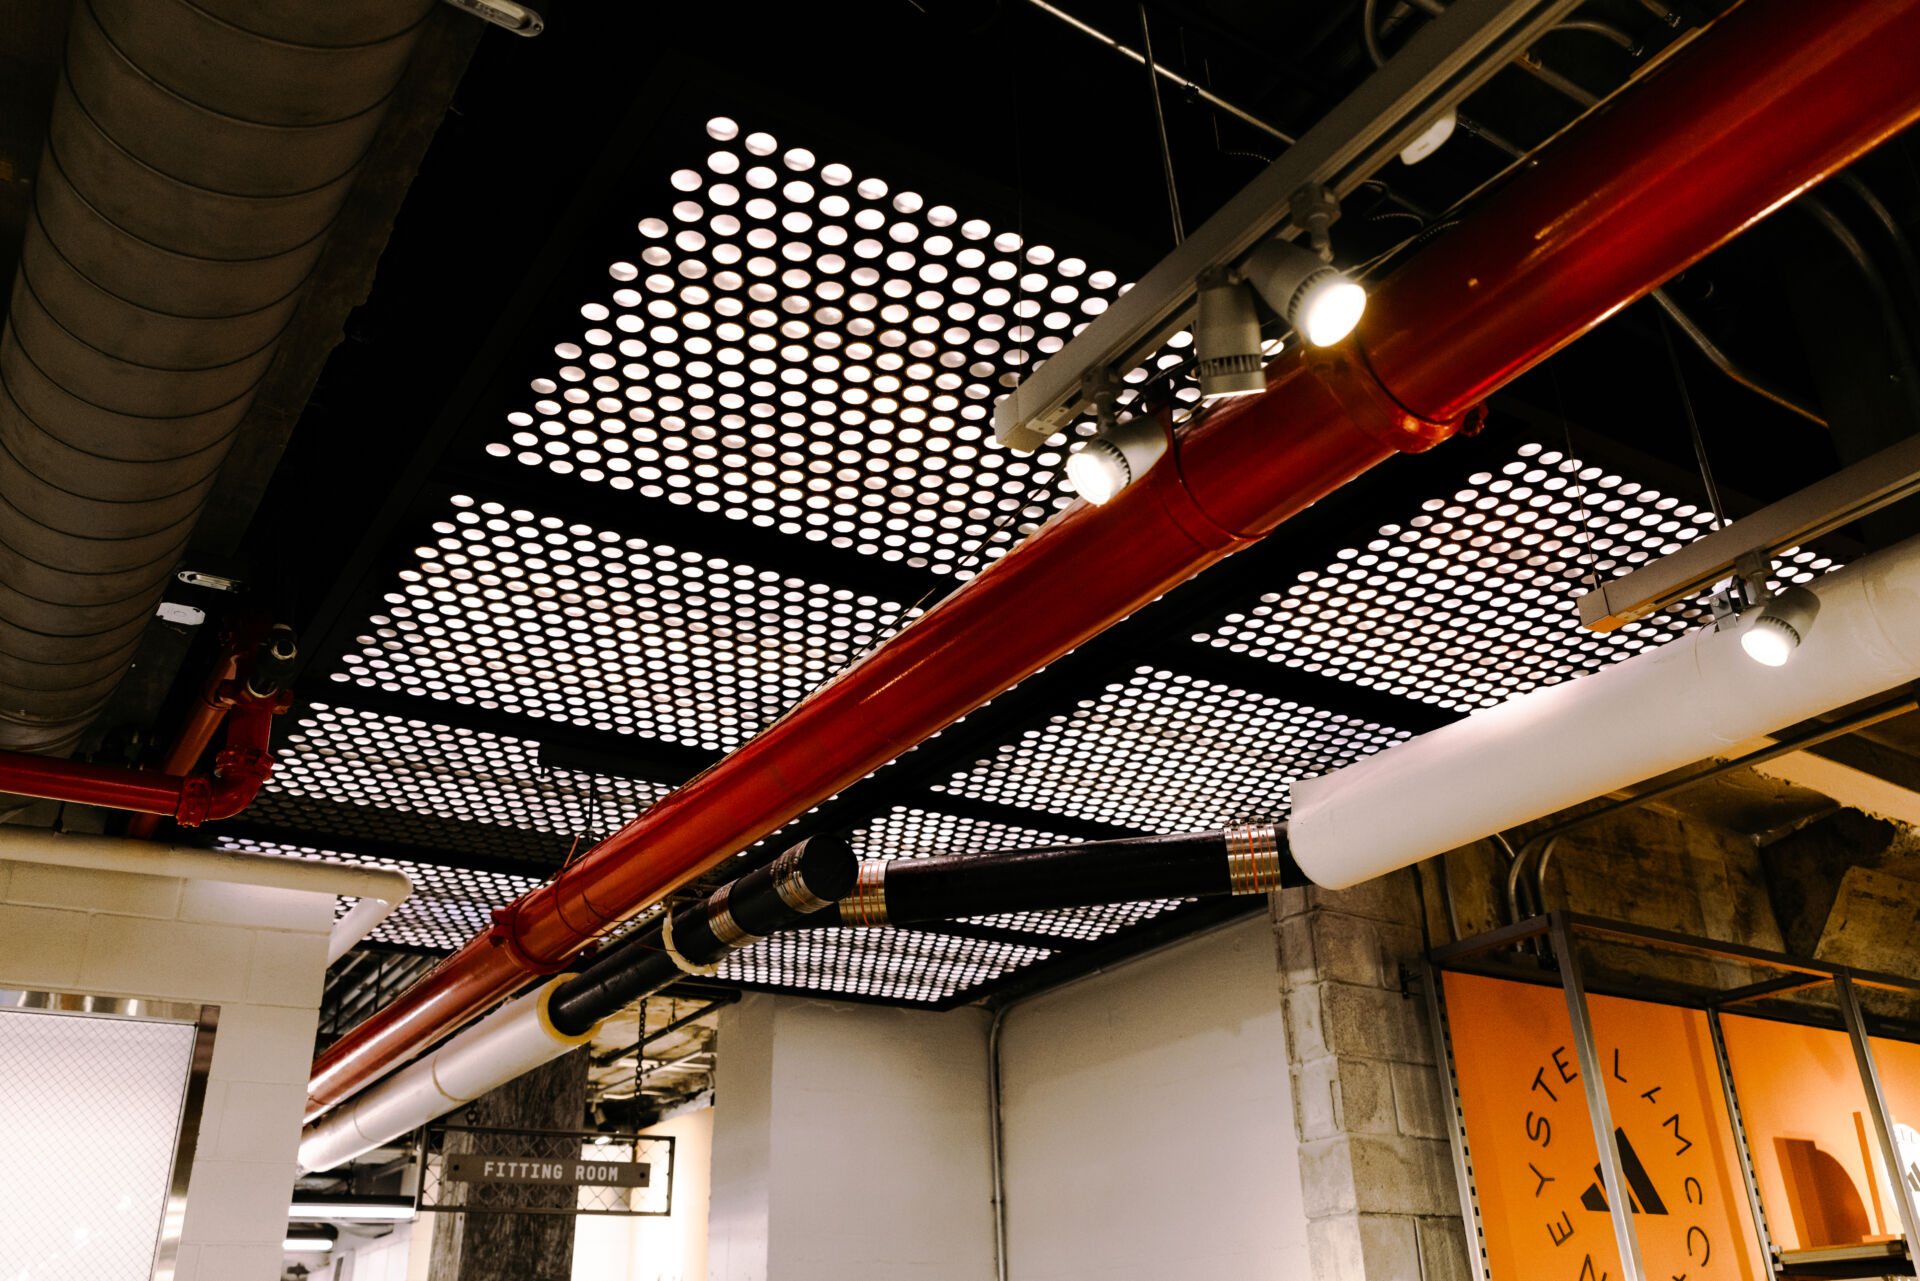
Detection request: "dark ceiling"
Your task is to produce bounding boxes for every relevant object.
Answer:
[13,0,1920,1028]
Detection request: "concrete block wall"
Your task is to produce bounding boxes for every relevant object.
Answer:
[1275,871,1471,1281]
[0,857,337,1281]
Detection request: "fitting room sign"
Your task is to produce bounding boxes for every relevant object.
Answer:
[445,1153,650,1188]
[1443,972,1762,1280]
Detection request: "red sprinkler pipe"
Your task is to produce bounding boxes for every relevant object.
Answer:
[305,0,1920,1116]
[0,692,287,826]
[126,618,297,838]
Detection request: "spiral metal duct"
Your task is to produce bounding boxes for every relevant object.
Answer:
[0,0,436,752]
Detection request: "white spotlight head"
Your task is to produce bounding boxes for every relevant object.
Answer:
[1193,272,1266,400]
[1399,107,1458,165]
[1242,236,1367,347]
[1740,585,1821,667]
[1065,414,1168,506]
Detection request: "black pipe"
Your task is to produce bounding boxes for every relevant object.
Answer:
[548,834,857,1036]
[802,822,1300,928]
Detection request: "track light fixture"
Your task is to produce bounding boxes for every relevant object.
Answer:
[1194,269,1267,400]
[1243,236,1368,347]
[1065,373,1168,505]
[1741,585,1821,667]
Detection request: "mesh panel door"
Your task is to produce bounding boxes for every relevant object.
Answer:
[0,1006,198,1280]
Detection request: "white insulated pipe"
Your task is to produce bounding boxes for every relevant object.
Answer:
[1288,530,1920,888]
[297,975,602,1172]
[0,828,410,964]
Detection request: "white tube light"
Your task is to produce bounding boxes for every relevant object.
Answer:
[1741,585,1821,666]
[1288,532,1920,889]
[288,1196,415,1221]
[284,1233,335,1252]
[1242,236,1367,347]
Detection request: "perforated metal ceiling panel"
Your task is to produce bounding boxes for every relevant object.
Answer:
[268,703,667,851]
[1198,442,1840,712]
[850,804,1078,861]
[331,496,916,751]
[483,114,1196,579]
[715,927,1051,1003]
[936,669,1410,831]
[212,835,542,952]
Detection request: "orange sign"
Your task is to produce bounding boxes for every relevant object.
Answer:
[1444,972,1763,1280]
[1719,1014,1920,1252]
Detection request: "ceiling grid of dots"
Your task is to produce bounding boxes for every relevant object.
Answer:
[849,805,1079,862]
[487,114,1196,577]
[1198,442,1841,711]
[333,495,916,751]
[268,704,669,842]
[715,928,1051,1003]
[937,669,1408,831]
[966,900,1183,942]
[243,790,569,866]
[212,835,543,952]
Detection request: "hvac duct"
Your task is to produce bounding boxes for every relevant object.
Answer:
[1288,535,1920,888]
[297,976,599,1175]
[301,824,1288,1171]
[304,0,1920,1116]
[301,836,855,1172]
[0,0,436,753]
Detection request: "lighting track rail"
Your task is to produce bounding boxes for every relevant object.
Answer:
[1577,431,1920,631]
[993,0,1590,451]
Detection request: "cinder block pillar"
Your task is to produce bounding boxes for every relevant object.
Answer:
[1276,870,1472,1281]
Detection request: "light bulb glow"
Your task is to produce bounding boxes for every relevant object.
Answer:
[1300,279,1367,346]
[285,1235,335,1252]
[288,1198,415,1221]
[1741,619,1795,667]
[1739,585,1820,667]
[1066,443,1127,505]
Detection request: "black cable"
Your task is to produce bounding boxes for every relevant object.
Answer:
[1658,311,1730,530]
[1138,3,1184,245]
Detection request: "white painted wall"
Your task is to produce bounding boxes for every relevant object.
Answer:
[0,857,338,1281]
[709,995,775,1281]
[568,1106,714,1281]
[998,913,1309,1281]
[315,1219,430,1281]
[707,994,995,1281]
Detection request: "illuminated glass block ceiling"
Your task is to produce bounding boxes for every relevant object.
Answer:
[485,114,1194,578]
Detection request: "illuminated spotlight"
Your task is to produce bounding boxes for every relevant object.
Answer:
[1243,237,1367,347]
[1066,414,1168,505]
[1741,585,1821,667]
[1193,268,1267,400]
[1399,107,1458,164]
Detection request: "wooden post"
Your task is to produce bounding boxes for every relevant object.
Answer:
[427,1047,590,1281]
